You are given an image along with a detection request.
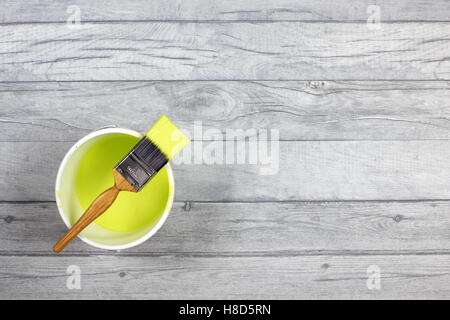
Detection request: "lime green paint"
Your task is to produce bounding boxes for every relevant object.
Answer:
[146,115,190,160]
[75,134,170,232]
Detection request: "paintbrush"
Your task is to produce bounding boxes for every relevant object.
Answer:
[53,115,189,253]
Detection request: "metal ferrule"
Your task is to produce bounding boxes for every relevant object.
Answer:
[115,137,168,191]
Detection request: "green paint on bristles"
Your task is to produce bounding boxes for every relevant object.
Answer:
[145,115,190,160]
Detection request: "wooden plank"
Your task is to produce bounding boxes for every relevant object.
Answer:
[2,0,449,23]
[1,140,450,201]
[1,201,450,254]
[1,254,449,299]
[0,22,448,81]
[1,81,449,142]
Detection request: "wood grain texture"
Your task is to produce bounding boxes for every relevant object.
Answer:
[1,81,449,142]
[2,0,449,22]
[1,254,450,299]
[0,22,448,81]
[1,201,450,255]
[1,140,450,202]
[1,0,449,300]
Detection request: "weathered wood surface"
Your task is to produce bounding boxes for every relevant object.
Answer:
[0,22,449,81]
[1,140,450,202]
[1,254,450,299]
[1,201,450,255]
[1,0,449,300]
[2,0,449,22]
[1,81,449,142]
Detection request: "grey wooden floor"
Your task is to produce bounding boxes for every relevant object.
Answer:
[1,1,449,299]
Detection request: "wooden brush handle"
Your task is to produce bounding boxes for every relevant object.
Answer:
[53,186,120,253]
[53,169,136,253]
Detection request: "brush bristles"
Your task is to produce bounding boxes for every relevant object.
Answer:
[134,138,168,172]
